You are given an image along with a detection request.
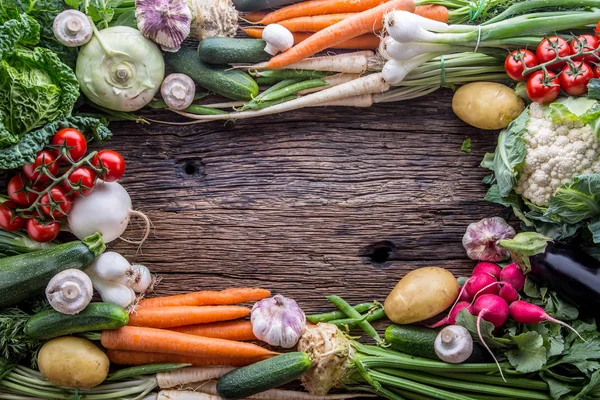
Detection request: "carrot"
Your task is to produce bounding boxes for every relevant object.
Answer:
[107,350,265,367]
[101,326,278,359]
[139,288,271,308]
[171,320,257,341]
[259,0,390,25]
[243,11,269,23]
[414,4,449,23]
[243,28,380,50]
[267,0,415,69]
[128,306,251,328]
[277,13,356,32]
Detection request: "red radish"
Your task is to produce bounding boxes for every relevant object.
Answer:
[466,274,499,299]
[499,283,519,304]
[473,294,509,381]
[426,301,473,329]
[472,262,502,280]
[509,300,586,342]
[458,286,472,302]
[500,264,526,292]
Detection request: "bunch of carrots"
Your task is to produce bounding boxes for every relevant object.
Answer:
[242,0,449,67]
[101,288,279,367]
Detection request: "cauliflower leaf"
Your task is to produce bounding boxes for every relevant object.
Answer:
[546,175,600,224]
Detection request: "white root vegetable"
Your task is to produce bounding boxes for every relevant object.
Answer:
[248,51,375,74]
[188,0,238,40]
[310,95,373,108]
[156,392,221,400]
[384,41,471,62]
[67,181,150,245]
[298,74,360,95]
[121,264,153,293]
[157,367,236,389]
[185,380,372,400]
[172,73,389,122]
[86,270,136,308]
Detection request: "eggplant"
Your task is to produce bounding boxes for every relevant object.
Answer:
[529,241,600,315]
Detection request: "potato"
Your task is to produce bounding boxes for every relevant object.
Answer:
[38,336,109,388]
[452,82,525,130]
[384,267,459,324]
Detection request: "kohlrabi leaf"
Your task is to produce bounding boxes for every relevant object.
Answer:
[545,175,600,224]
[0,116,112,170]
[506,331,547,373]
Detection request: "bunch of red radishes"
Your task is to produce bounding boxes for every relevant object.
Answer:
[431,262,584,375]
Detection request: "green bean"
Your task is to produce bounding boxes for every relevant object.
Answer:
[330,307,386,328]
[251,69,330,82]
[326,295,382,344]
[261,79,327,102]
[251,95,297,110]
[241,79,301,111]
[183,105,227,115]
[307,302,378,323]
[107,363,190,381]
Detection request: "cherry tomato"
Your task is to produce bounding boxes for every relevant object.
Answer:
[0,201,25,231]
[39,186,73,219]
[52,128,87,162]
[504,49,538,81]
[596,21,600,39]
[560,61,594,96]
[536,36,571,70]
[91,150,126,182]
[569,34,599,63]
[63,166,96,197]
[7,174,38,206]
[26,219,60,242]
[595,64,600,78]
[526,70,561,104]
[22,150,60,183]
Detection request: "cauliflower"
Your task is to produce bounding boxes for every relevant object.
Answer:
[514,102,600,207]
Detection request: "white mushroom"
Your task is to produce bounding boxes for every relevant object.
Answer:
[53,10,93,47]
[434,325,473,364]
[262,24,294,56]
[45,269,93,315]
[161,74,196,110]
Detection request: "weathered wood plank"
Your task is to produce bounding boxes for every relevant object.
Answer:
[95,90,505,313]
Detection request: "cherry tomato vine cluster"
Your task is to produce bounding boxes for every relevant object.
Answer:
[0,128,126,242]
[504,26,600,104]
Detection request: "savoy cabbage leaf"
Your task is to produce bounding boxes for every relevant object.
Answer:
[545,175,600,225]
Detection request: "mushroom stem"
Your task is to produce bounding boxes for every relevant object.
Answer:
[61,282,82,301]
[45,269,94,315]
[66,18,83,34]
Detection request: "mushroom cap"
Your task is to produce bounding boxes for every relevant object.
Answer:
[160,73,195,111]
[45,269,93,315]
[434,325,473,364]
[53,10,93,47]
[262,24,294,55]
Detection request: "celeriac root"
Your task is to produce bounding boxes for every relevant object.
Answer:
[189,0,238,40]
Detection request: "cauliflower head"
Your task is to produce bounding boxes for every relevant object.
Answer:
[515,102,600,207]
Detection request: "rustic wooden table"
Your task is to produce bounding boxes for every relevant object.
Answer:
[107,90,506,314]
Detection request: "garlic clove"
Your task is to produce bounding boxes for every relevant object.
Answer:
[135,0,192,53]
[251,295,306,348]
[53,10,93,47]
[46,269,93,315]
[462,217,516,262]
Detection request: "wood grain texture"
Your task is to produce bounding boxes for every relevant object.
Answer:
[94,90,507,314]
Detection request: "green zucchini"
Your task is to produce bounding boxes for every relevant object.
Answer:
[26,303,128,340]
[217,352,311,399]
[233,0,298,11]
[0,233,105,309]
[199,38,271,64]
[164,47,258,101]
[385,325,490,363]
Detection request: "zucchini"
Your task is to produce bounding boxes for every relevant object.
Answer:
[26,303,128,340]
[164,47,258,101]
[0,233,105,309]
[199,38,271,64]
[385,325,490,363]
[233,0,298,11]
[217,352,311,399]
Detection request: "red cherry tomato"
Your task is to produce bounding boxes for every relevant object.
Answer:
[526,70,561,104]
[560,61,594,96]
[536,36,571,70]
[594,64,600,78]
[0,201,25,231]
[569,34,599,63]
[26,219,60,242]
[7,174,38,206]
[91,150,126,182]
[63,166,96,197]
[22,150,60,183]
[39,186,73,219]
[596,21,600,39]
[504,49,538,81]
[52,128,87,162]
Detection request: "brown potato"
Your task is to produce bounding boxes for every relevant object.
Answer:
[452,82,525,130]
[384,267,459,324]
[38,336,109,388]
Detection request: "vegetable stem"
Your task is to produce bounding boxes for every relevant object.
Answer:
[307,302,380,323]
[326,296,383,344]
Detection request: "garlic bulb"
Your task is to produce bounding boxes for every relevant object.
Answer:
[135,0,192,52]
[251,295,306,348]
[462,217,516,262]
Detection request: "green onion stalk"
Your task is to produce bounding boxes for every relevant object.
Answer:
[297,323,553,400]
